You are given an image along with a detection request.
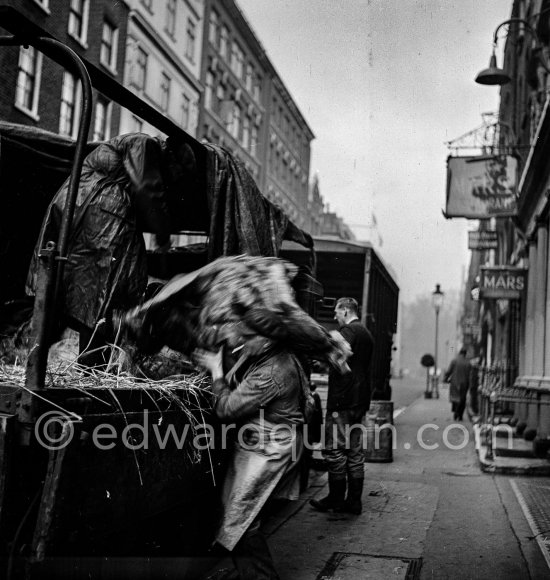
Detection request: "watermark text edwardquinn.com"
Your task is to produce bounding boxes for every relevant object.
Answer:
[34,409,513,457]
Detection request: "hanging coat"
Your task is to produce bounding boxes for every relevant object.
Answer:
[26,133,171,329]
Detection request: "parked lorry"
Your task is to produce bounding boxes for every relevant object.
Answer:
[281,236,400,399]
[0,7,317,579]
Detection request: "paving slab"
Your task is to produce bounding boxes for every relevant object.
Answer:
[203,476,438,580]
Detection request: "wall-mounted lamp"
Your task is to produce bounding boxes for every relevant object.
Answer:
[475,18,550,86]
[475,49,512,85]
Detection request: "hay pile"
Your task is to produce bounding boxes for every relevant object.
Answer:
[0,342,213,468]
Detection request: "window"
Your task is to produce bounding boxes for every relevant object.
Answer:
[181,94,190,129]
[68,0,89,45]
[160,72,171,112]
[15,46,42,116]
[209,9,218,46]
[205,70,214,110]
[251,125,258,157]
[165,0,176,38]
[245,63,253,92]
[215,83,225,116]
[59,71,81,138]
[231,104,241,139]
[185,18,196,61]
[93,97,111,141]
[254,74,262,102]
[220,25,229,58]
[100,20,118,71]
[231,42,244,79]
[134,46,148,91]
[242,115,250,149]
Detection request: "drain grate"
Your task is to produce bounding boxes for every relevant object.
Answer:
[316,552,422,580]
[511,480,550,570]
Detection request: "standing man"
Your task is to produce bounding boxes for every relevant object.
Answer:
[310,297,374,515]
[444,347,471,421]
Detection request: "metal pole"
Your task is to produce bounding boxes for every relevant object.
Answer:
[434,307,440,392]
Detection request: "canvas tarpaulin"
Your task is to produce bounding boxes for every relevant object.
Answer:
[26,133,172,329]
[0,121,91,308]
[204,143,313,261]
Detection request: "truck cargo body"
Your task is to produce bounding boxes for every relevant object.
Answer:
[282,237,399,398]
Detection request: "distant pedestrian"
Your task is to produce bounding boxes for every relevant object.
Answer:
[444,347,471,421]
[310,297,374,515]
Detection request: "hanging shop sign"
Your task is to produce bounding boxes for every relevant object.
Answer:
[479,266,526,299]
[468,230,498,250]
[445,155,518,218]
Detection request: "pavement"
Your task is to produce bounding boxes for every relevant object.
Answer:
[196,378,550,580]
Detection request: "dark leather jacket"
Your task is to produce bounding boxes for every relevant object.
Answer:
[212,347,305,426]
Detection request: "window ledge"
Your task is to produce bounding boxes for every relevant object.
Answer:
[100,61,118,76]
[68,32,88,50]
[164,28,176,42]
[14,103,40,122]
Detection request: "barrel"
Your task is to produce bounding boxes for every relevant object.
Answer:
[364,400,394,463]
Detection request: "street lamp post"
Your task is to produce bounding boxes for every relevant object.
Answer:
[475,17,550,86]
[432,284,444,397]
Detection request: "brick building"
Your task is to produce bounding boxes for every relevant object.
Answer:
[0,0,130,140]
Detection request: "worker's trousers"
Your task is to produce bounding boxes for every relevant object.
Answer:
[322,407,366,480]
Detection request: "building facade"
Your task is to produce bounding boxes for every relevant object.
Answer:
[0,0,353,240]
[0,0,130,140]
[265,74,314,229]
[199,0,264,182]
[319,207,356,240]
[119,0,204,137]
[198,0,316,230]
[463,0,550,453]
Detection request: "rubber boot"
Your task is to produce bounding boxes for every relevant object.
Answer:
[339,476,364,515]
[309,474,346,512]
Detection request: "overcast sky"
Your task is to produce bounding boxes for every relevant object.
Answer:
[237,0,512,303]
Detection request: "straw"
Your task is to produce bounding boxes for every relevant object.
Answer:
[0,348,214,473]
